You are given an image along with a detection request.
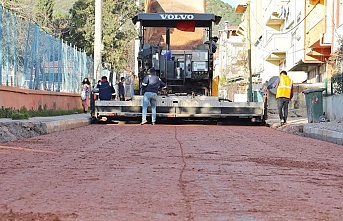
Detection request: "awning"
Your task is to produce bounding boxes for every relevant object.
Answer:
[265,51,286,62]
[236,22,247,36]
[235,1,247,13]
[227,76,244,83]
[288,59,322,72]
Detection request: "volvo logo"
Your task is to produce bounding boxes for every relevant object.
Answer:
[160,14,194,20]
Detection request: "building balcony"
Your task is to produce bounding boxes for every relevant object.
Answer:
[264,33,290,63]
[228,35,244,44]
[263,0,289,28]
[307,18,326,48]
[306,17,331,62]
[236,50,246,65]
[309,0,324,5]
[305,46,331,62]
[236,22,247,36]
[235,1,247,14]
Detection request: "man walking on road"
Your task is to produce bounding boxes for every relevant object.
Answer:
[268,70,293,126]
[141,68,166,125]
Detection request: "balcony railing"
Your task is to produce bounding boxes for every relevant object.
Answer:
[264,32,290,53]
[263,0,289,27]
[264,32,290,61]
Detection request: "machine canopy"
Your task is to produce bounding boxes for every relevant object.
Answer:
[132,13,222,28]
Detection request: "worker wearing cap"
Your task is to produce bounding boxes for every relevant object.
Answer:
[141,68,166,125]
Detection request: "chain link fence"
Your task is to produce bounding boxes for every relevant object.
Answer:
[0,7,94,93]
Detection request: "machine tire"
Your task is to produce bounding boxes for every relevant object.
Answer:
[91,117,99,124]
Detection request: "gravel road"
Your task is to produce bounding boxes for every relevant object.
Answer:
[1,123,343,220]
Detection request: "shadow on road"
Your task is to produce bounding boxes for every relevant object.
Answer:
[101,118,263,126]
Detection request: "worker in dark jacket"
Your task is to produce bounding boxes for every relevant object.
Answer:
[97,76,115,100]
[118,77,125,101]
[141,68,166,125]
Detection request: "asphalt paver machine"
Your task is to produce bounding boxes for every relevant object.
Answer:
[91,12,266,124]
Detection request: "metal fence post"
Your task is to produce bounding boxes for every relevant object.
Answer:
[57,39,62,92]
[0,7,3,85]
[13,13,17,87]
[5,9,10,86]
[23,18,31,87]
[34,26,40,90]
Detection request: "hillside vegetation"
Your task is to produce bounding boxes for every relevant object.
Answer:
[53,0,241,34]
[3,0,241,73]
[53,0,76,16]
[206,0,241,35]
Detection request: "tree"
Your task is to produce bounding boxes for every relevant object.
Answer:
[1,0,56,33]
[102,0,141,72]
[35,0,54,30]
[61,0,94,53]
[62,0,142,74]
[1,0,35,19]
[330,37,343,94]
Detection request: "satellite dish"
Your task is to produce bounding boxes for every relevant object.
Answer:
[267,76,279,95]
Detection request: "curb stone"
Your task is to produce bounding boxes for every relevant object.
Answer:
[303,125,343,145]
[0,115,91,144]
[42,118,92,134]
[266,118,343,145]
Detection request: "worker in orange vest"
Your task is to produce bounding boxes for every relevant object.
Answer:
[268,70,293,126]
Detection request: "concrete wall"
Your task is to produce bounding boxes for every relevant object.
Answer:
[324,94,343,120]
[0,86,83,111]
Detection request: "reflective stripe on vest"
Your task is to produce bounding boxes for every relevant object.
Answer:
[276,75,292,98]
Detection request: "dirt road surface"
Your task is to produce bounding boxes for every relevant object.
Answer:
[1,123,343,221]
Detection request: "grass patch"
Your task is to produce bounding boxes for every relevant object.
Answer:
[0,106,84,120]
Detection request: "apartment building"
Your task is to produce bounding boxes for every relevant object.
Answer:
[232,0,343,119]
[234,0,341,85]
[214,22,246,100]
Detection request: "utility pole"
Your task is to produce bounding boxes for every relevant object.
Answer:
[134,0,140,77]
[94,0,102,82]
[247,0,253,102]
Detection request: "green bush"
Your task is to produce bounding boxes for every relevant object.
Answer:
[11,112,30,120]
[0,106,84,120]
[0,107,15,118]
[332,72,343,94]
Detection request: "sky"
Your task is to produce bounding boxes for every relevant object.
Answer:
[221,0,239,7]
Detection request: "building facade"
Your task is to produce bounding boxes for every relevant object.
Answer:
[214,22,246,100]
[233,0,343,85]
[228,0,343,119]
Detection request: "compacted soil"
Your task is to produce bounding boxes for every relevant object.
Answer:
[1,123,343,220]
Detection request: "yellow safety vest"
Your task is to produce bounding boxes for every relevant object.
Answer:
[276,75,292,98]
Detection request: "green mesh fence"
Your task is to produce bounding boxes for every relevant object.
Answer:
[0,7,94,93]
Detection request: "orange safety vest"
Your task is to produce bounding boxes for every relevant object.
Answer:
[276,74,292,98]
